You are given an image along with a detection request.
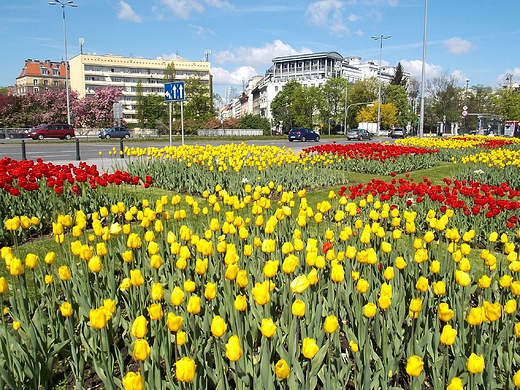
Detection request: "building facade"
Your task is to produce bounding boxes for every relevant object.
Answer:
[229,51,402,126]
[69,54,211,124]
[15,59,67,95]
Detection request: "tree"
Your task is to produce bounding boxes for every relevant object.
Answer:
[345,78,378,128]
[142,94,168,130]
[270,80,302,130]
[292,86,323,129]
[390,62,408,88]
[164,62,176,83]
[239,113,271,134]
[182,76,215,132]
[385,84,416,128]
[135,78,145,128]
[496,87,520,121]
[357,103,397,129]
[321,78,348,131]
[72,86,123,129]
[426,71,462,129]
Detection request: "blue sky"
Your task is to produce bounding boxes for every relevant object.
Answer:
[2,0,520,99]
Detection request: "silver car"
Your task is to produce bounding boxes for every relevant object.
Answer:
[347,128,373,141]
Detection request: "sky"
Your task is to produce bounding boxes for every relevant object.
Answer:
[2,0,520,101]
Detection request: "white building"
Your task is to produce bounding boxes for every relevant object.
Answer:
[230,51,401,124]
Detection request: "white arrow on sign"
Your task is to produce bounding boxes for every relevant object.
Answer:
[462,110,468,117]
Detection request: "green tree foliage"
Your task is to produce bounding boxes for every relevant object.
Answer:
[321,78,348,129]
[142,94,168,131]
[182,77,216,132]
[270,80,301,130]
[292,86,323,129]
[345,78,378,128]
[239,113,271,134]
[385,84,416,127]
[164,62,176,83]
[390,62,408,88]
[135,78,145,128]
[495,87,520,121]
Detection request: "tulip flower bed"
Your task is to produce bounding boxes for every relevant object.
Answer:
[300,143,442,175]
[0,157,150,245]
[121,143,351,196]
[2,180,520,389]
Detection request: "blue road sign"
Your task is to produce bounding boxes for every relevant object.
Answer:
[164,81,185,101]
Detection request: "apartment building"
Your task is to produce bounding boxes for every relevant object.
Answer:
[15,59,67,95]
[69,54,211,123]
[242,51,400,124]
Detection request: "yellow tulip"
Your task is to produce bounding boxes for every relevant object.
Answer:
[349,340,359,352]
[88,256,103,273]
[514,370,520,388]
[415,276,429,292]
[166,313,183,332]
[432,281,446,296]
[122,371,145,390]
[176,331,187,345]
[466,353,484,374]
[252,282,270,305]
[264,260,279,278]
[409,298,423,313]
[133,339,151,361]
[225,335,243,361]
[504,299,517,314]
[171,287,185,306]
[446,377,464,390]
[151,283,164,301]
[395,256,407,270]
[383,266,394,280]
[440,324,457,345]
[478,275,492,289]
[9,258,23,276]
[302,337,320,359]
[25,253,38,269]
[90,308,107,329]
[455,270,471,287]
[0,277,8,294]
[466,307,484,326]
[260,318,277,338]
[204,282,217,300]
[147,303,164,321]
[483,301,501,322]
[331,264,345,282]
[131,316,149,338]
[356,279,369,294]
[44,252,56,265]
[378,295,392,310]
[292,299,306,317]
[58,266,71,281]
[130,269,144,286]
[150,254,164,269]
[60,302,73,317]
[187,296,201,314]
[323,315,339,333]
[275,359,290,379]
[406,355,424,377]
[211,316,227,337]
[290,275,310,294]
[363,303,377,318]
[175,357,196,382]
[234,295,247,312]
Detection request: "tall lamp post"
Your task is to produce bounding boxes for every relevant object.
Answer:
[419,0,428,138]
[372,34,391,135]
[49,0,77,125]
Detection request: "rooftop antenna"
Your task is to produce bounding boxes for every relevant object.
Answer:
[175,51,181,59]
[242,77,246,91]
[79,38,84,54]
[203,49,211,62]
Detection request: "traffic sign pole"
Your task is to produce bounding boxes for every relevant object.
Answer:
[164,81,186,146]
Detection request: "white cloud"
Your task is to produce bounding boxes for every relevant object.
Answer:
[211,66,259,86]
[118,1,141,22]
[443,37,475,55]
[204,0,234,9]
[348,14,360,22]
[214,40,313,67]
[188,24,215,37]
[160,0,204,19]
[400,59,443,80]
[156,53,186,60]
[305,0,348,36]
[450,69,467,84]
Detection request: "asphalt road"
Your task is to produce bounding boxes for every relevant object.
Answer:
[0,136,386,166]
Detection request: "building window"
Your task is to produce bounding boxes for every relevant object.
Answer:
[33,79,38,86]
[34,87,39,93]
[52,69,59,76]
[44,80,48,86]
[54,81,59,86]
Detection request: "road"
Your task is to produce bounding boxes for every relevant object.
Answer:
[0,136,386,166]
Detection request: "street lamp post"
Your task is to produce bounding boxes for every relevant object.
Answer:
[372,34,391,136]
[49,0,77,125]
[346,102,374,125]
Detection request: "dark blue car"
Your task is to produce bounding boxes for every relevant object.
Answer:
[288,128,320,142]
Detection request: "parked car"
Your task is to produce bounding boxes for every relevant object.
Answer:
[29,124,75,140]
[288,128,320,142]
[347,128,373,141]
[389,128,406,139]
[99,126,130,139]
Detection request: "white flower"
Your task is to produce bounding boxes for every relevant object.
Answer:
[473,169,485,174]
[241,178,249,183]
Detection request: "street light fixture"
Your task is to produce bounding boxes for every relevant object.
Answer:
[346,102,374,124]
[49,0,77,125]
[372,34,391,136]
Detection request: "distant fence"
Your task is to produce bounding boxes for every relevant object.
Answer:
[197,129,264,137]
[0,128,160,139]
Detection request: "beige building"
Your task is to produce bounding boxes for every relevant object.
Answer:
[69,54,211,124]
[16,59,67,95]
